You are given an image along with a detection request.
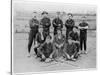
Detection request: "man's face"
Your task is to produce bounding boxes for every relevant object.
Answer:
[82,17,86,22]
[46,38,50,43]
[68,39,73,44]
[43,14,47,17]
[39,28,43,33]
[32,13,37,18]
[56,13,60,18]
[73,28,77,32]
[68,15,72,19]
[34,16,37,19]
[57,30,61,36]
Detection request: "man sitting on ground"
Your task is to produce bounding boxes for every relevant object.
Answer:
[37,35,54,62]
[63,27,80,61]
[53,28,66,61]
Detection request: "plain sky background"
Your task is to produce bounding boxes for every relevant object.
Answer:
[0,0,100,75]
[13,0,96,14]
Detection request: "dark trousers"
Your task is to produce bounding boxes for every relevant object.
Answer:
[54,28,57,35]
[66,29,72,40]
[75,43,80,52]
[34,47,38,55]
[80,36,87,51]
[28,30,38,53]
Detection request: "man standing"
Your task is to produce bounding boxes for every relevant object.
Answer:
[52,12,63,35]
[40,11,51,39]
[65,13,75,39]
[28,12,39,57]
[78,16,89,54]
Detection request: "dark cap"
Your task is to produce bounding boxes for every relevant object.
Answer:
[68,13,73,17]
[41,11,48,15]
[33,11,37,14]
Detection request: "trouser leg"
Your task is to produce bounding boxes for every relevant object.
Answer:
[28,30,34,53]
[84,39,87,51]
[80,38,83,51]
[53,46,58,59]
[36,46,43,58]
[63,43,70,59]
[34,47,38,55]
[74,43,80,59]
[66,30,70,39]
[66,31,68,40]
[33,31,38,45]
[54,28,57,35]
[75,43,80,52]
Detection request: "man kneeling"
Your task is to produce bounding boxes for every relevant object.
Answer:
[63,39,78,61]
[37,35,54,62]
[64,26,80,61]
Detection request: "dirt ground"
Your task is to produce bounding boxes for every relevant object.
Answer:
[13,30,96,74]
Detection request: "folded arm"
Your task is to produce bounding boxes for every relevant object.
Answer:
[78,26,88,29]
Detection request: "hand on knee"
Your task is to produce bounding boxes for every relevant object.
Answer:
[42,55,46,59]
[66,54,71,59]
[49,54,53,59]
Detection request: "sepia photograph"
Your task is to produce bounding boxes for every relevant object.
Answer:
[12,0,96,74]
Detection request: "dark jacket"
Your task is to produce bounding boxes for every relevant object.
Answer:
[68,31,79,41]
[52,17,63,29]
[40,17,51,29]
[29,18,39,32]
[79,22,88,38]
[65,19,75,32]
